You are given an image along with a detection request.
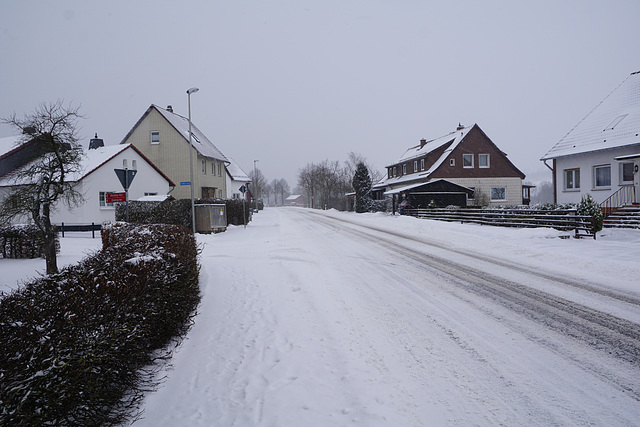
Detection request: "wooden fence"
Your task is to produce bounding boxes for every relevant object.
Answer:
[402,208,597,239]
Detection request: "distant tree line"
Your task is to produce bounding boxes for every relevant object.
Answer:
[296,152,382,211]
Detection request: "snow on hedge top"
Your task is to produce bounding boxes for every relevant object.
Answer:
[542,71,640,160]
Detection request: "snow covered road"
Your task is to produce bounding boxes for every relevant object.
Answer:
[137,208,640,426]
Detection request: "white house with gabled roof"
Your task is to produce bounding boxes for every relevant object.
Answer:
[0,137,175,225]
[541,71,640,207]
[225,158,251,200]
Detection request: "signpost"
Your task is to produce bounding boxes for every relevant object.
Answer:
[239,185,247,228]
[106,192,127,204]
[114,167,137,222]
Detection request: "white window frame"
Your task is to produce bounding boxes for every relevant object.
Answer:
[478,154,490,168]
[420,158,425,170]
[463,154,474,168]
[620,162,634,185]
[564,168,580,191]
[450,159,455,166]
[393,166,397,176]
[99,191,115,208]
[593,164,611,189]
[402,164,407,175]
[150,131,160,145]
[202,160,206,174]
[490,187,506,201]
[413,160,418,172]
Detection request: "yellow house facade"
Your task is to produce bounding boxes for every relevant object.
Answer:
[120,104,228,200]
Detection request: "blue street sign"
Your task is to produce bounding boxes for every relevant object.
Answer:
[180,181,191,186]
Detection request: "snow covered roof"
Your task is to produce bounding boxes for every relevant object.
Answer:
[0,135,21,158]
[137,194,173,202]
[285,194,302,200]
[380,124,474,187]
[541,71,640,160]
[383,179,474,195]
[120,105,229,163]
[225,157,250,182]
[154,105,229,163]
[0,143,174,187]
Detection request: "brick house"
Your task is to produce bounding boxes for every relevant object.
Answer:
[374,123,527,211]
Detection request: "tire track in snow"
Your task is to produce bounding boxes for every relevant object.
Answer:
[300,210,640,401]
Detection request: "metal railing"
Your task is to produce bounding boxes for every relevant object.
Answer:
[600,186,636,217]
[58,222,102,238]
[402,208,597,239]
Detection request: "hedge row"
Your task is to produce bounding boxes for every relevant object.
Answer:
[0,225,58,259]
[0,223,201,426]
[115,198,252,228]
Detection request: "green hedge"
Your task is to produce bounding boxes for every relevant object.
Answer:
[0,225,59,259]
[116,198,251,228]
[0,223,200,425]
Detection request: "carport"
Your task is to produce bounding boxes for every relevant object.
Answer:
[385,179,475,214]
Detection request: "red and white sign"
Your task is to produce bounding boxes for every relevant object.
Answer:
[106,192,127,203]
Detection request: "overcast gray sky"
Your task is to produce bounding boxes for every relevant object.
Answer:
[2,0,639,188]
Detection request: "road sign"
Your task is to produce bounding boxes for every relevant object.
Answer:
[180,181,191,186]
[106,192,127,203]
[114,169,137,190]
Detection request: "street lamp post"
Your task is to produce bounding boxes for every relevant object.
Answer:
[187,87,199,234]
[254,159,259,209]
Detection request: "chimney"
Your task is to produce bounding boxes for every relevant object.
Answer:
[166,105,173,113]
[420,138,427,148]
[456,123,464,131]
[89,133,104,150]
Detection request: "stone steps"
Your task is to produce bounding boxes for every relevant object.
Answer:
[603,205,640,229]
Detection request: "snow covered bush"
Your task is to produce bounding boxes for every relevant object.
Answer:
[0,224,58,259]
[577,194,604,232]
[0,223,200,425]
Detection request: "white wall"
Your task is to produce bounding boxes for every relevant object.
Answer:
[51,147,173,225]
[554,145,640,205]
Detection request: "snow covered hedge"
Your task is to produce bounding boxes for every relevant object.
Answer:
[0,222,200,425]
[0,225,58,259]
[116,198,251,228]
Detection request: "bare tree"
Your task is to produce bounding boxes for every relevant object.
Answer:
[271,178,281,206]
[248,168,267,201]
[0,101,85,274]
[278,178,290,206]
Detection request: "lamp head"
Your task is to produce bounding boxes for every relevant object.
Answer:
[186,87,199,95]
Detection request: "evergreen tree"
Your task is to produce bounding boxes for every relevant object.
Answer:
[352,162,373,213]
